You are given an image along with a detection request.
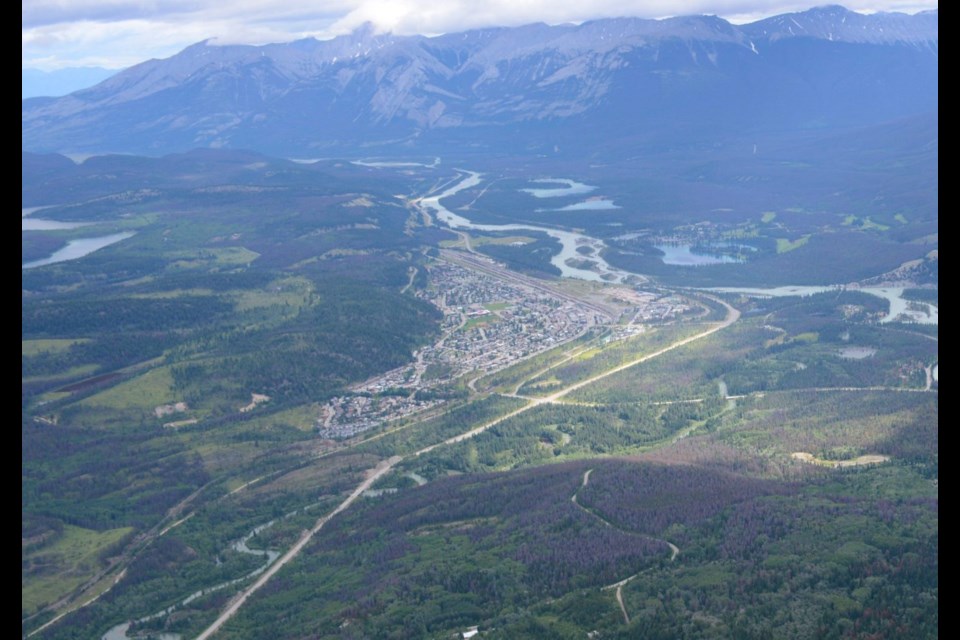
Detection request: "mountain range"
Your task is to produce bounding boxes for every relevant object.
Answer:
[21,6,937,157]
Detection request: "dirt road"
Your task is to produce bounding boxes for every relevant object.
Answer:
[192,297,737,637]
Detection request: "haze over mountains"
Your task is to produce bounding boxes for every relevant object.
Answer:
[21,67,115,100]
[22,5,938,639]
[21,5,937,157]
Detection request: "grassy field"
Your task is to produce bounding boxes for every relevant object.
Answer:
[776,235,810,253]
[79,367,176,413]
[231,276,312,312]
[519,323,706,397]
[24,364,99,385]
[240,403,321,432]
[167,247,260,270]
[463,314,500,330]
[566,322,766,403]
[22,339,91,357]
[22,525,133,616]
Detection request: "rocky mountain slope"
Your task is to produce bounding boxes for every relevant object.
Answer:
[22,6,937,156]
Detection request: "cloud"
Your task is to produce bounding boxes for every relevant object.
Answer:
[23,18,311,69]
[23,0,358,29]
[327,0,939,34]
[327,0,791,34]
[22,0,939,70]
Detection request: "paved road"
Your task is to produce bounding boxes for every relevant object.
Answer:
[425,296,741,455]
[195,457,401,640]
[26,480,214,637]
[193,295,738,638]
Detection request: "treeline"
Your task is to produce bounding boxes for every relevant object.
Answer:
[137,269,275,292]
[901,287,938,305]
[22,231,67,263]
[23,332,178,380]
[22,253,169,291]
[185,281,441,405]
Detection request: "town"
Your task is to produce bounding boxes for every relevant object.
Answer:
[317,254,695,438]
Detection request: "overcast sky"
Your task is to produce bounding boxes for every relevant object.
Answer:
[23,0,937,70]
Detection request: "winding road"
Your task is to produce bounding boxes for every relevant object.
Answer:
[152,169,743,639]
[570,468,680,625]
[190,294,736,637]
[188,296,734,637]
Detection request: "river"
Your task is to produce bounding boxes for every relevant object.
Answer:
[101,521,280,640]
[351,157,441,168]
[416,171,633,283]
[711,285,938,325]
[404,167,937,326]
[22,206,56,217]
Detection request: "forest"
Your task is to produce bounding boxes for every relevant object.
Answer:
[22,153,936,639]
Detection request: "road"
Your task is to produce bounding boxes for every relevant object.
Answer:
[570,467,679,626]
[422,296,741,456]
[616,584,631,624]
[191,290,738,638]
[779,385,936,394]
[400,266,418,294]
[543,295,739,403]
[195,457,401,640]
[925,364,936,391]
[25,480,215,637]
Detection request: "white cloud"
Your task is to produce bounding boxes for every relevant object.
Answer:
[22,0,938,70]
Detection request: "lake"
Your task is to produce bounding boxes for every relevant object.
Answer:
[551,199,620,211]
[23,232,136,269]
[521,178,596,198]
[23,205,95,230]
[656,244,744,266]
[22,218,93,231]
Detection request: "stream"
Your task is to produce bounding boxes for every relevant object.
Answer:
[101,522,280,640]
